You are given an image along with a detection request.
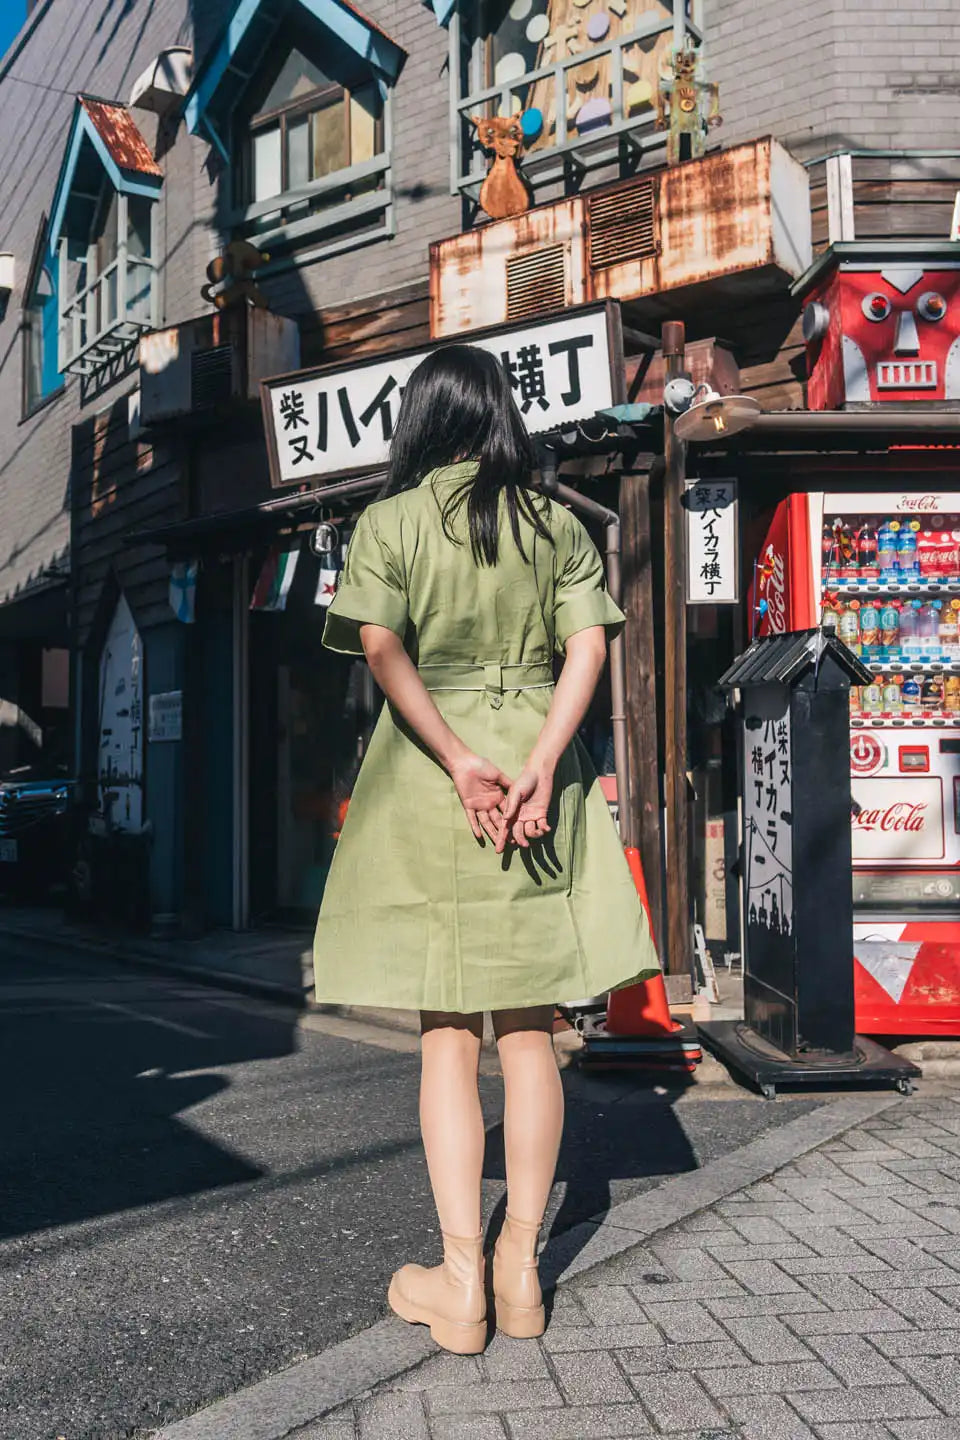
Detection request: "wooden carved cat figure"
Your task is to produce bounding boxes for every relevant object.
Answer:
[471,115,530,220]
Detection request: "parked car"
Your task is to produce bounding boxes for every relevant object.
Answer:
[0,765,86,901]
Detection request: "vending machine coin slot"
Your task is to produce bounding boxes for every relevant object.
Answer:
[899,746,930,773]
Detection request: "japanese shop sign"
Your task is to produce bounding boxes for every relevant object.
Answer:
[744,687,793,948]
[261,304,623,489]
[148,690,183,743]
[685,478,738,604]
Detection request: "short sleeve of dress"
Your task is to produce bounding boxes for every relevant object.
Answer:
[322,506,408,656]
[553,510,625,650]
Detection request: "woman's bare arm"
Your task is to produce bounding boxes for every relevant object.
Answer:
[359,623,512,842]
[496,626,607,852]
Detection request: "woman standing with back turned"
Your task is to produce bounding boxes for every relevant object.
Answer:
[315,345,659,1353]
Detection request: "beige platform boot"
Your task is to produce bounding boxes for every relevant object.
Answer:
[492,1214,545,1338]
[387,1232,487,1354]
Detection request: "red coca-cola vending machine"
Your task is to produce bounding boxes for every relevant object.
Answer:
[755,487,960,1036]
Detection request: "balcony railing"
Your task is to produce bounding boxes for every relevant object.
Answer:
[452,4,701,201]
[806,149,960,252]
[230,152,393,259]
[59,255,157,377]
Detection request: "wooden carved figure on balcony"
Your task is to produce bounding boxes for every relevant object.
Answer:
[656,41,721,165]
[200,240,270,309]
[471,115,530,220]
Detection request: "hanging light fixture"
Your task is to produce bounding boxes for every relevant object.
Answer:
[669,381,762,442]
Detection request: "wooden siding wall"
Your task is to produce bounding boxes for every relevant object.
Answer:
[808,156,960,254]
[72,404,185,650]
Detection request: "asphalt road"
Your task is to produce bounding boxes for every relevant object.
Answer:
[0,938,822,1440]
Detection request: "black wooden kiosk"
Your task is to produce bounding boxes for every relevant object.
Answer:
[698,629,921,1098]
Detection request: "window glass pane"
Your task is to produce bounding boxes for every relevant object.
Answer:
[252,125,283,201]
[259,46,332,115]
[25,305,42,409]
[350,85,379,164]
[95,187,119,273]
[127,196,152,259]
[288,114,310,190]
[311,100,347,179]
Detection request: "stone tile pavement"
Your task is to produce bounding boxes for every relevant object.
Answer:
[306,1087,960,1440]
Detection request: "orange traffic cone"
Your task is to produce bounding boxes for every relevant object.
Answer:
[579,843,701,1070]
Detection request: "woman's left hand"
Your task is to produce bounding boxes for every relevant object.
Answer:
[448,752,512,843]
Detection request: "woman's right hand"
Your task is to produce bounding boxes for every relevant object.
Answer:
[496,764,554,853]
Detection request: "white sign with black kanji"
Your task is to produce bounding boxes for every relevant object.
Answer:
[686,478,739,604]
[264,309,616,487]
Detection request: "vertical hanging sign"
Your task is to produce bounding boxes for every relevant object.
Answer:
[686,478,739,604]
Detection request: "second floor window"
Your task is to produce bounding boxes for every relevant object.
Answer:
[236,44,383,209]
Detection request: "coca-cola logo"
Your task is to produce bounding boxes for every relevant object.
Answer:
[761,545,787,633]
[852,801,927,833]
[898,495,940,512]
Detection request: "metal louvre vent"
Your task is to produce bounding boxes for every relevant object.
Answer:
[191,344,235,409]
[505,245,567,321]
[588,182,657,269]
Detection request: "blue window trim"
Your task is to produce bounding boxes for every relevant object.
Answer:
[48,100,162,260]
[422,0,455,26]
[184,0,406,159]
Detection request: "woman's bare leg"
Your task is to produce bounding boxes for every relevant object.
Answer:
[419,1010,485,1237]
[492,1006,563,1223]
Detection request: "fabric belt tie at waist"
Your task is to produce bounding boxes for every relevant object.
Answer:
[419,661,554,710]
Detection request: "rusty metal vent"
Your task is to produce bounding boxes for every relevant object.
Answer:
[505,245,567,321]
[588,182,657,269]
[191,344,235,409]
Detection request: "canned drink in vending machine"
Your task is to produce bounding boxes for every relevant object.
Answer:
[879,602,900,654]
[882,677,903,714]
[902,677,922,710]
[860,603,880,656]
[945,675,960,713]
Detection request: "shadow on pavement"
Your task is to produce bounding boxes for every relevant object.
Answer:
[0,945,293,1240]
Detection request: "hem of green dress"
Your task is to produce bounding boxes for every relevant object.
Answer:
[311,965,662,1014]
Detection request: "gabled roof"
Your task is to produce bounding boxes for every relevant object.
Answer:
[184,0,406,158]
[48,96,162,255]
[718,628,872,689]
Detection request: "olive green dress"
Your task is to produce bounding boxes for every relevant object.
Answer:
[314,461,660,1013]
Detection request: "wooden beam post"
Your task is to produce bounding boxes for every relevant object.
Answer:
[620,468,664,955]
[662,320,693,999]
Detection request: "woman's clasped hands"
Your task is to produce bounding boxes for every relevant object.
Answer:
[448,752,553,852]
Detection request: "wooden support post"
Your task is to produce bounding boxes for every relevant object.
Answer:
[662,320,693,1000]
[620,468,664,954]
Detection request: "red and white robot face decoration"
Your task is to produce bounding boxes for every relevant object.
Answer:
[802,264,960,409]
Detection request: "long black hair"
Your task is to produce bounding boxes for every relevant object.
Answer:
[380,344,552,566]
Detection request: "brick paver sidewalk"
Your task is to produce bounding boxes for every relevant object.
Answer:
[308,1088,960,1440]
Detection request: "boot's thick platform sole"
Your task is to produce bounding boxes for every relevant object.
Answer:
[494,1294,546,1339]
[388,1274,487,1354]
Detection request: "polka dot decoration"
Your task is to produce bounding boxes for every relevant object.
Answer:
[521,107,544,141]
[626,78,654,113]
[575,96,612,133]
[525,12,550,43]
[494,51,527,85]
[586,11,610,41]
[508,0,532,17]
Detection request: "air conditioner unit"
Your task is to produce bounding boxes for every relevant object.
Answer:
[138,308,299,425]
[431,139,811,340]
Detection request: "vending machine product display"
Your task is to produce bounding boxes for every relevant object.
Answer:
[754,489,960,1036]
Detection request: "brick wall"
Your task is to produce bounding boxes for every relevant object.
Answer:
[706,0,960,158]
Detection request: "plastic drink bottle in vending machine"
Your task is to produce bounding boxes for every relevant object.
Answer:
[882,676,903,714]
[859,603,880,657]
[822,523,839,580]
[945,675,960,714]
[900,601,921,653]
[918,601,941,652]
[940,601,960,658]
[837,602,860,654]
[857,522,879,576]
[898,519,920,578]
[849,685,861,715]
[878,520,899,573]
[879,601,900,656]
